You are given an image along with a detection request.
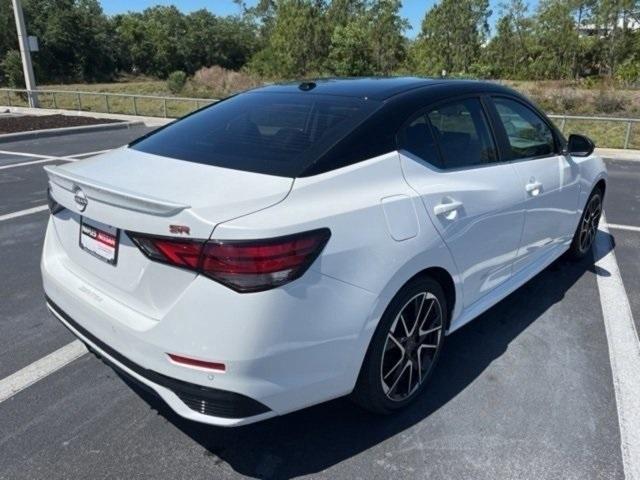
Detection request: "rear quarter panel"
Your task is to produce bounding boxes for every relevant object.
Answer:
[213,152,461,389]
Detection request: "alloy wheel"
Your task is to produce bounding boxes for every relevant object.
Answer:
[578,194,602,253]
[380,292,444,402]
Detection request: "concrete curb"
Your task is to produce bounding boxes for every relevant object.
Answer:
[0,120,144,143]
[596,148,640,161]
[1,106,173,127]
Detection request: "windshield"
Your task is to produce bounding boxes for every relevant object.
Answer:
[130,92,380,177]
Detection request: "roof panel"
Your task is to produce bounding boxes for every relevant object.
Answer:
[253,77,444,100]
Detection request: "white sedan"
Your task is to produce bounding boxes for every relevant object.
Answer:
[42,78,607,426]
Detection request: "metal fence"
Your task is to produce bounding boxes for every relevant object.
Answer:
[1,88,639,149]
[0,88,218,119]
[548,114,640,150]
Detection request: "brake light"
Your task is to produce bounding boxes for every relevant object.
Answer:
[128,229,330,292]
[130,235,203,269]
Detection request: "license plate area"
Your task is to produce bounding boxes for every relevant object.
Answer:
[79,217,119,265]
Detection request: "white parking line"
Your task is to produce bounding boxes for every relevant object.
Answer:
[0,341,87,403]
[63,148,112,159]
[0,158,62,170]
[0,148,112,170]
[0,205,48,222]
[608,223,640,233]
[0,149,52,159]
[595,215,640,480]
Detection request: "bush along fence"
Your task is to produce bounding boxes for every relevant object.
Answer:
[1,88,639,150]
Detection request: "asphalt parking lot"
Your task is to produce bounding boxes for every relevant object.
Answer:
[0,127,638,479]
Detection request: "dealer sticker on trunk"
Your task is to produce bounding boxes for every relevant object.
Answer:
[79,217,119,265]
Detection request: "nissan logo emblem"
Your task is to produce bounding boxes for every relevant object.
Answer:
[73,186,88,212]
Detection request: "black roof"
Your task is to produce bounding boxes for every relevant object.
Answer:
[255,77,441,100]
[252,77,514,101]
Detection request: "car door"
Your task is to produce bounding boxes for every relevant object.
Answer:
[398,96,525,308]
[487,96,580,273]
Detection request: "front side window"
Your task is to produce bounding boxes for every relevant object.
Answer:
[493,97,556,159]
[427,98,497,168]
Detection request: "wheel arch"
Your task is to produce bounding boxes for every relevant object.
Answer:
[404,267,456,329]
[594,178,606,198]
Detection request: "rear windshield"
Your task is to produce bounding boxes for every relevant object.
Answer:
[130,92,380,177]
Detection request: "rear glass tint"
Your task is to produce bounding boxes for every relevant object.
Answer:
[130,92,380,177]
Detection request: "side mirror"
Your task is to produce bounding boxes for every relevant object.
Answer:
[567,134,595,157]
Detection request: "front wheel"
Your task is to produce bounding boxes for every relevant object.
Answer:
[351,276,447,414]
[568,188,603,259]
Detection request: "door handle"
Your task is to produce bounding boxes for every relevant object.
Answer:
[433,199,463,218]
[526,181,543,196]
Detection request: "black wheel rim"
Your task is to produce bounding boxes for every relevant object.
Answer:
[579,195,602,253]
[380,292,443,402]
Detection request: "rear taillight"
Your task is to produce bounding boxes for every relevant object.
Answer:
[128,229,330,292]
[130,235,203,270]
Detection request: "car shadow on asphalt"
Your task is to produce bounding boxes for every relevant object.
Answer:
[117,234,615,480]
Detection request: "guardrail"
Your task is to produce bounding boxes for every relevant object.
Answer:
[1,88,639,149]
[0,88,218,119]
[548,114,640,149]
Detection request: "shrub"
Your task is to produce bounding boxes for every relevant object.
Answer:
[616,61,640,86]
[191,66,261,98]
[549,89,581,113]
[581,76,601,90]
[166,70,187,94]
[593,90,626,114]
[1,50,24,87]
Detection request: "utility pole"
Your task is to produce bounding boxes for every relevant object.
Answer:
[11,0,38,107]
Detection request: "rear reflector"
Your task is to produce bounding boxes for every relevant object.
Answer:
[167,353,226,372]
[128,228,330,292]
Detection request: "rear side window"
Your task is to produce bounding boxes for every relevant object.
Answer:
[427,98,497,168]
[131,92,380,177]
[493,97,556,159]
[398,115,443,168]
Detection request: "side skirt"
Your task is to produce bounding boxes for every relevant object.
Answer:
[447,243,568,334]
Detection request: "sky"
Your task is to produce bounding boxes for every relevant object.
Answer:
[98,0,528,38]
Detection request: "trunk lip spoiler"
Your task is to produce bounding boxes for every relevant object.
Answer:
[44,164,190,216]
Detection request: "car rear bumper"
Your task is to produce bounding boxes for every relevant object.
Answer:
[46,297,274,426]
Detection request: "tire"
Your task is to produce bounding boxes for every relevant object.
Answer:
[568,188,603,260]
[351,276,447,414]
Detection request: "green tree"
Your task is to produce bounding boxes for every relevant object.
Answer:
[327,15,374,75]
[325,0,407,76]
[141,6,187,78]
[248,0,329,78]
[483,0,534,78]
[529,0,577,79]
[411,0,491,76]
[1,50,24,87]
[111,13,153,74]
[369,0,409,74]
[592,0,638,77]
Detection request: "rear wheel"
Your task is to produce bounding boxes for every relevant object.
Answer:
[351,276,447,414]
[568,188,603,259]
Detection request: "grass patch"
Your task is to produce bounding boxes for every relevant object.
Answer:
[561,119,629,149]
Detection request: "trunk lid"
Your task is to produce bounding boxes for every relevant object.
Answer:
[44,148,293,320]
[46,147,293,238]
